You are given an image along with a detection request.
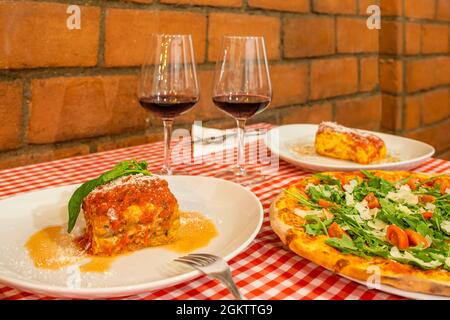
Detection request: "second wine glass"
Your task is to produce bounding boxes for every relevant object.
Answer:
[212,36,272,185]
[138,34,199,175]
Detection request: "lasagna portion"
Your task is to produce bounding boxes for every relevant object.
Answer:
[314,122,387,164]
[81,174,180,255]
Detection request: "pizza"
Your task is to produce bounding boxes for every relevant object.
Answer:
[270,170,450,296]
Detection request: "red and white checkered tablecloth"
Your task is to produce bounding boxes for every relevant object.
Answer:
[1,123,449,300]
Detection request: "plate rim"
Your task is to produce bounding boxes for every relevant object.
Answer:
[0,175,264,298]
[265,124,435,171]
[341,275,450,300]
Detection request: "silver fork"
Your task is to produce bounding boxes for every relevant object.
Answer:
[175,253,246,300]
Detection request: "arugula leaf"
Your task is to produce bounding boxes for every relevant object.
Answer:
[360,170,377,179]
[325,234,371,257]
[360,170,395,196]
[313,173,342,188]
[326,234,355,249]
[303,215,330,236]
[283,188,321,209]
[416,222,433,237]
[67,160,151,233]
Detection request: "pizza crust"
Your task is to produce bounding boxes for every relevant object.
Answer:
[269,172,450,298]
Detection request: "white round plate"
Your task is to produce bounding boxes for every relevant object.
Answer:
[265,124,435,172]
[0,176,263,299]
[342,276,449,300]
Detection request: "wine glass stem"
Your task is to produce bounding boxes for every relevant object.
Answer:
[162,119,174,175]
[236,118,246,175]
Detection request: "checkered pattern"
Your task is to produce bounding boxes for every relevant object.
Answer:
[1,123,449,300]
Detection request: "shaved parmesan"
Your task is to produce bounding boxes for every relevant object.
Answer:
[368,229,387,240]
[425,235,433,247]
[349,215,364,224]
[446,258,450,268]
[446,188,450,195]
[367,219,387,230]
[398,204,413,215]
[425,202,436,211]
[345,193,355,206]
[354,200,378,220]
[343,179,358,193]
[294,208,322,218]
[390,247,442,269]
[304,183,315,191]
[441,221,450,234]
[386,185,418,205]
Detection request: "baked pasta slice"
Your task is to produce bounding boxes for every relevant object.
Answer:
[81,174,180,255]
[314,122,387,164]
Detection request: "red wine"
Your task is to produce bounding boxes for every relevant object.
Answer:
[139,95,198,119]
[212,94,271,119]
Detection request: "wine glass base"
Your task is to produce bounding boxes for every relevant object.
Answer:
[214,168,265,186]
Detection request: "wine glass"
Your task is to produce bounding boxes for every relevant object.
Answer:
[212,36,272,185]
[138,34,199,175]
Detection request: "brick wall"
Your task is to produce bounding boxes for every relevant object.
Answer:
[379,0,450,159]
[0,0,447,170]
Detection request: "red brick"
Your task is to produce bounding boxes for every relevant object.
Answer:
[208,13,280,61]
[437,0,450,21]
[406,120,450,152]
[270,63,308,107]
[178,70,225,123]
[96,133,163,152]
[0,145,90,170]
[284,17,335,58]
[421,24,449,54]
[28,75,148,144]
[0,81,22,151]
[379,21,403,54]
[280,103,333,124]
[406,59,438,92]
[405,0,436,19]
[0,2,100,69]
[248,0,309,12]
[310,58,358,100]
[379,0,403,16]
[336,95,382,130]
[405,95,422,130]
[405,23,421,55]
[337,18,379,53]
[360,57,379,92]
[436,57,450,86]
[381,94,403,131]
[161,0,241,7]
[422,89,450,125]
[380,59,403,93]
[313,0,357,14]
[104,9,206,67]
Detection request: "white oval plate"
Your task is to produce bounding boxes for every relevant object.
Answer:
[0,176,263,299]
[265,124,435,172]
